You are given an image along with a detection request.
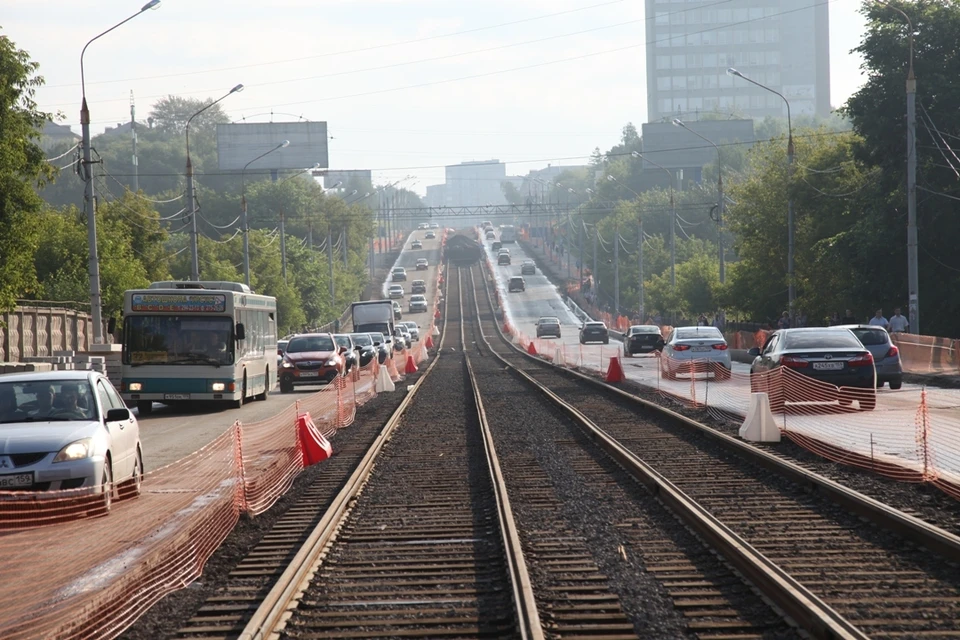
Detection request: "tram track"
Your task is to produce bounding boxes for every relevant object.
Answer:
[468,261,960,639]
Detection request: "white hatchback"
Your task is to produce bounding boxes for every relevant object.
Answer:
[0,370,144,512]
[388,284,405,298]
[660,326,732,380]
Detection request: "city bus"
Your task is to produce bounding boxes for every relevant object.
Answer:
[119,281,278,414]
[500,224,517,243]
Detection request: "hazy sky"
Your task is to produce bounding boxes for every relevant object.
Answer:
[7,0,868,194]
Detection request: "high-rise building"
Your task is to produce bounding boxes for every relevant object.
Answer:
[645,0,830,123]
[444,160,507,207]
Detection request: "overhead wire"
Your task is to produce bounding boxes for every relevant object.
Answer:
[45,143,80,163]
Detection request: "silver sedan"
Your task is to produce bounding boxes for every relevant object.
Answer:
[660,326,732,380]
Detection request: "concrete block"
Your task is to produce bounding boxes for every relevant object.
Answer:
[739,393,781,443]
[53,350,76,358]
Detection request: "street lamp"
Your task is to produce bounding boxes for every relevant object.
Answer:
[726,68,794,320]
[607,175,644,319]
[868,2,919,333]
[241,140,290,286]
[673,118,726,285]
[186,83,243,281]
[79,0,160,344]
[631,150,677,289]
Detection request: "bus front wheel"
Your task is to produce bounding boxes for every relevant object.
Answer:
[255,369,270,401]
[232,375,246,409]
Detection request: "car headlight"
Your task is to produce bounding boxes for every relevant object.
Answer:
[53,438,94,463]
[282,356,294,369]
[326,358,339,366]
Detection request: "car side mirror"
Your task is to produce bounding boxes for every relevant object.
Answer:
[235,323,246,340]
[747,347,761,357]
[106,407,131,422]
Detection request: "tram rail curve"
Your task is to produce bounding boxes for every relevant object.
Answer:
[468,260,960,639]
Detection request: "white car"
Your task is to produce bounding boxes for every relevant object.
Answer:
[660,326,731,380]
[408,295,428,313]
[401,321,421,341]
[0,371,144,512]
[388,284,405,299]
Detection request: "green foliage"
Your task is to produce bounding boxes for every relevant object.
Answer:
[0,31,53,310]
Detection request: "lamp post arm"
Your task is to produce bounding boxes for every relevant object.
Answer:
[80,10,149,97]
[187,92,232,159]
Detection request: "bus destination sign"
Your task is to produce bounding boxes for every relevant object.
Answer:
[131,294,227,313]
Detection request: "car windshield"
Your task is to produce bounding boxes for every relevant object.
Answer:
[390,286,402,291]
[369,333,385,344]
[630,326,660,335]
[404,322,418,330]
[334,335,352,349]
[675,328,723,340]
[510,278,523,283]
[850,328,890,346]
[351,334,373,347]
[0,379,97,423]
[784,331,862,349]
[411,296,425,302]
[286,335,335,352]
[585,323,605,328]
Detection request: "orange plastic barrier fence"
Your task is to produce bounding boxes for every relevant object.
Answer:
[892,333,960,376]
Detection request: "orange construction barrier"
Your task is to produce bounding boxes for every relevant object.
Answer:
[527,341,538,356]
[425,334,434,348]
[297,413,333,466]
[405,353,418,374]
[605,356,625,383]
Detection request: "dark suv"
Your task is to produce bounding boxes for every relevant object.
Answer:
[508,276,525,292]
[579,322,609,344]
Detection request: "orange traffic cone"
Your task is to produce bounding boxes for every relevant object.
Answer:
[297,413,333,466]
[405,353,418,374]
[425,334,434,348]
[605,356,625,383]
[435,308,441,319]
[503,321,511,335]
[527,341,538,356]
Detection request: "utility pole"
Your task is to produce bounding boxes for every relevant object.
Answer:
[718,173,725,284]
[578,221,584,286]
[592,228,598,296]
[638,216,644,321]
[613,222,620,316]
[130,90,138,192]
[307,220,313,250]
[280,209,287,284]
[328,224,335,309]
[343,219,348,268]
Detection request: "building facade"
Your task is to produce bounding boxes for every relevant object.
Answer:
[645,0,830,122]
[444,160,507,207]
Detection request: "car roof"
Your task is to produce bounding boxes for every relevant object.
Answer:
[584,321,605,326]
[630,325,660,331]
[836,324,887,331]
[389,283,403,287]
[0,370,100,384]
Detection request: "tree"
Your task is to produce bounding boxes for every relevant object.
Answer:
[0,33,53,310]
[149,95,231,136]
[501,181,523,205]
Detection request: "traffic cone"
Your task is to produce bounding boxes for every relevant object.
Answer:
[297,413,333,466]
[425,334,434,348]
[435,308,441,319]
[376,362,395,392]
[527,341,538,356]
[405,353,418,374]
[605,356,625,383]
[432,324,440,337]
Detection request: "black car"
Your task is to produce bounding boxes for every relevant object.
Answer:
[411,279,427,294]
[333,334,359,373]
[520,261,536,275]
[749,328,877,411]
[623,325,664,356]
[579,321,609,344]
[367,332,391,364]
[497,253,511,266]
[349,333,378,367]
[491,241,502,252]
[535,317,561,339]
[508,276,525,292]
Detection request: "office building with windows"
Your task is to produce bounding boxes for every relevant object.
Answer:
[645,0,830,122]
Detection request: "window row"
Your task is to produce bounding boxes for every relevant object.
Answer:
[655,51,780,69]
[656,73,781,90]
[657,94,784,113]
[655,6,780,24]
[654,28,781,47]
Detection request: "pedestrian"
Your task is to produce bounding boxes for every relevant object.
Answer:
[828,311,841,326]
[868,309,890,331]
[840,309,857,325]
[697,313,708,326]
[889,307,909,333]
[777,311,791,330]
[796,310,807,328]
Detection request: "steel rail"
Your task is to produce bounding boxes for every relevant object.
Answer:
[467,264,869,640]
[237,285,452,640]
[458,267,545,640]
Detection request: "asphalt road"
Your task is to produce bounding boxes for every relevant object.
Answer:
[483,232,960,484]
[137,230,444,472]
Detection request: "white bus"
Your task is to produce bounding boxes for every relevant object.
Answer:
[120,281,278,414]
[500,224,517,243]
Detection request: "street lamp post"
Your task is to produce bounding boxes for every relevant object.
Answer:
[241,140,290,286]
[277,165,322,284]
[631,151,676,288]
[79,0,160,344]
[869,2,919,333]
[672,119,725,285]
[726,69,794,318]
[186,83,243,281]
[607,175,645,319]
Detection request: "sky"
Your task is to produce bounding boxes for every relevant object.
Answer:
[6,0,868,195]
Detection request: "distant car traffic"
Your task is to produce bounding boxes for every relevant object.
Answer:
[491,241,502,252]
[401,321,421,342]
[579,321,610,345]
[416,258,429,270]
[417,223,429,230]
[392,300,402,320]
[535,316,561,339]
[333,334,359,373]
[498,253,511,265]
[485,231,496,240]
[661,326,731,380]
[839,324,903,389]
[0,371,143,512]
[411,279,427,294]
[429,222,439,228]
[508,276,525,292]
[279,333,344,392]
[367,332,391,363]
[388,284,405,299]
[520,260,536,275]
[411,240,423,250]
[349,333,378,367]
[623,325,664,356]
[408,294,428,313]
[391,267,407,282]
[749,328,877,410]
[425,231,436,239]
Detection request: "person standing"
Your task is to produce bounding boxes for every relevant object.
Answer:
[828,311,841,326]
[841,309,858,325]
[868,309,890,331]
[777,311,791,330]
[889,307,909,334]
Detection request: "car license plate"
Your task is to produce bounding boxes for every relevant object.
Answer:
[0,473,34,489]
[813,362,844,370]
[691,346,710,352]
[299,371,320,378]
[164,393,191,400]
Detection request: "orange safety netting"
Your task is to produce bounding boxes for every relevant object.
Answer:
[0,353,427,639]
[891,333,960,376]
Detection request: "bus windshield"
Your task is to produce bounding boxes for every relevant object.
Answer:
[124,316,233,366]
